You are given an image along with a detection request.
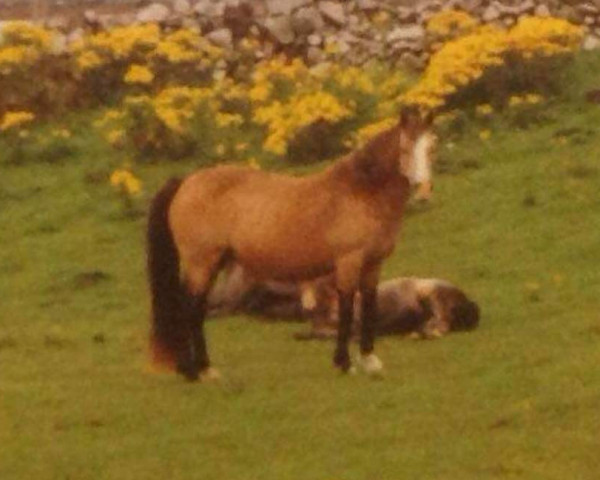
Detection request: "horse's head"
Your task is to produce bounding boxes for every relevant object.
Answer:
[398,107,437,202]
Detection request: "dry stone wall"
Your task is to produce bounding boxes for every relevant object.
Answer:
[3,0,600,69]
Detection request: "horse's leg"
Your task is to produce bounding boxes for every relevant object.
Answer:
[333,253,363,373]
[334,289,355,372]
[358,264,384,375]
[180,250,228,382]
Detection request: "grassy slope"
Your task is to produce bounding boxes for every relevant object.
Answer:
[1,54,600,480]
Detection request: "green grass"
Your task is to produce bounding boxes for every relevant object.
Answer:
[2,54,600,479]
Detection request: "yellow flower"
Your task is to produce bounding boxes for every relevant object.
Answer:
[106,129,125,146]
[110,169,142,195]
[0,45,40,69]
[0,111,35,131]
[215,144,226,156]
[249,82,272,103]
[509,96,524,107]
[52,128,72,139]
[524,93,543,104]
[215,112,244,129]
[247,157,261,170]
[476,104,493,116]
[479,129,491,140]
[1,21,54,50]
[76,50,104,71]
[124,64,154,85]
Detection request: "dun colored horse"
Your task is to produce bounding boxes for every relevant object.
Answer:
[147,107,436,381]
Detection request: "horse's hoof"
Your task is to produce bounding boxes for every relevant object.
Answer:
[429,328,444,338]
[358,353,384,377]
[336,364,356,375]
[200,367,221,383]
[177,363,200,382]
[422,328,444,340]
[333,350,352,373]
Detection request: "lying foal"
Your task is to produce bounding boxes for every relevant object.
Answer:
[294,277,480,340]
[207,266,480,340]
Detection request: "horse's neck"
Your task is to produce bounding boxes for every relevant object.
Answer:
[324,156,409,237]
[331,154,408,198]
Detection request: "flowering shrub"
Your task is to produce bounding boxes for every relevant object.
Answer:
[0,21,73,116]
[70,24,227,104]
[0,15,586,164]
[249,58,411,159]
[95,85,249,160]
[404,16,583,112]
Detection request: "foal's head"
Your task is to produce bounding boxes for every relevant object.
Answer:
[397,107,437,202]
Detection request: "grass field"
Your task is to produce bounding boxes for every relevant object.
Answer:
[1,54,600,479]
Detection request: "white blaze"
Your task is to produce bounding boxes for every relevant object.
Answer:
[412,133,433,186]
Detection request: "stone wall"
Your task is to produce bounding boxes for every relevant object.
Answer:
[4,0,600,69]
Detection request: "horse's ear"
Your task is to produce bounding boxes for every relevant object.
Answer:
[399,106,411,127]
[400,106,419,129]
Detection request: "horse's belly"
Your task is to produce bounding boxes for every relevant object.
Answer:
[233,227,334,281]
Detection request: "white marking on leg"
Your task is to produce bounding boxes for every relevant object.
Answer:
[358,353,384,376]
[200,367,221,382]
[300,284,318,312]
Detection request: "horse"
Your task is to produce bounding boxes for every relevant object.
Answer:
[146,107,436,381]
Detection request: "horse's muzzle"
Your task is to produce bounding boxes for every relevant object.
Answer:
[413,181,433,202]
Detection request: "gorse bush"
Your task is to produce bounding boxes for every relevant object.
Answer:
[0,22,74,116]
[0,13,584,165]
[403,14,583,111]
[92,56,413,162]
[71,25,226,103]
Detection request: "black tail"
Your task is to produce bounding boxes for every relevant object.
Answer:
[147,177,187,370]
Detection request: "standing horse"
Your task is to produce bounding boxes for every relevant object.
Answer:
[147,107,436,381]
